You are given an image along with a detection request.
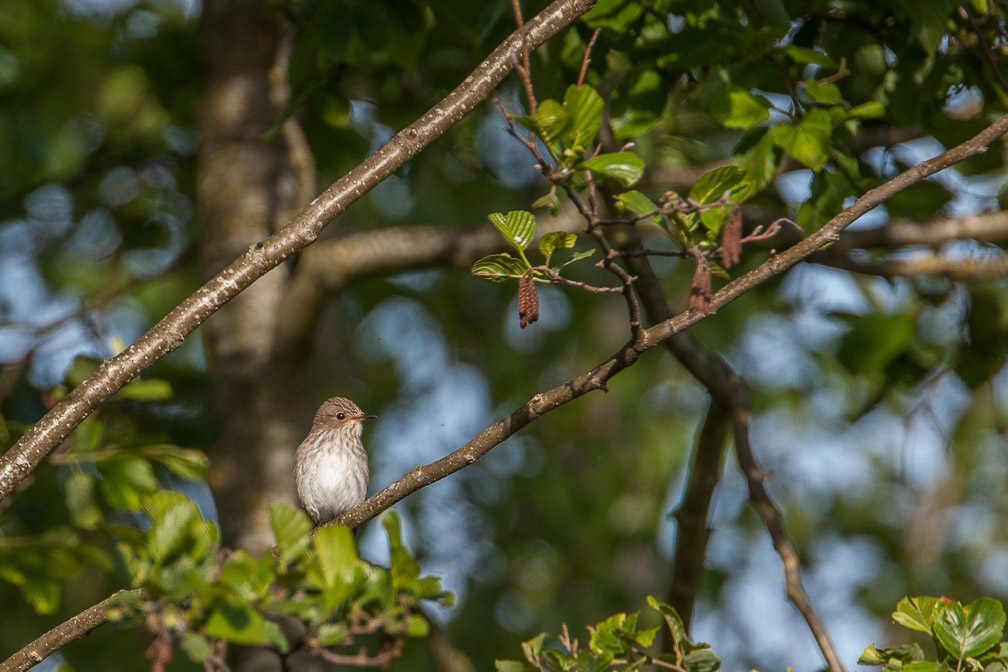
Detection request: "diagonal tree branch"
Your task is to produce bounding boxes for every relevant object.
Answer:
[0,0,599,503]
[1,589,147,672]
[338,114,1008,528]
[9,113,1008,672]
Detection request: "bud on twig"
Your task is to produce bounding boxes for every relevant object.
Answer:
[518,270,540,328]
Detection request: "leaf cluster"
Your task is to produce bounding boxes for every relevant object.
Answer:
[497,597,719,672]
[861,596,1008,672]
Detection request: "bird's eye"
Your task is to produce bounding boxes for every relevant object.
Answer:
[336,412,346,420]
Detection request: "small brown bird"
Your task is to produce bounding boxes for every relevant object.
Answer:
[294,397,377,525]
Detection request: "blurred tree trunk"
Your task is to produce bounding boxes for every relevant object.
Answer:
[196,0,315,553]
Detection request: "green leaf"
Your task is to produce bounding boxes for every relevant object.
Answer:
[494,660,529,672]
[148,499,199,563]
[313,525,357,588]
[472,253,528,282]
[179,631,211,663]
[317,622,349,646]
[857,643,886,665]
[893,596,936,633]
[98,458,159,510]
[64,469,102,529]
[269,503,314,566]
[21,575,61,614]
[405,613,430,637]
[532,99,571,152]
[531,189,562,215]
[488,211,536,254]
[556,249,596,270]
[770,108,833,171]
[578,152,645,187]
[539,232,577,265]
[615,190,661,223]
[204,604,286,648]
[781,45,837,67]
[564,84,604,151]
[846,101,885,120]
[933,598,1005,659]
[582,0,643,31]
[610,65,666,139]
[836,312,915,375]
[711,89,771,129]
[690,165,747,204]
[521,632,548,665]
[115,378,172,401]
[383,511,420,581]
[805,80,842,104]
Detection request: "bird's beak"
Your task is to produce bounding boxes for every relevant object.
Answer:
[360,413,377,421]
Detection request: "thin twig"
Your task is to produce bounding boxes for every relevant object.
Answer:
[733,414,845,672]
[578,28,601,87]
[956,6,1008,97]
[509,0,537,114]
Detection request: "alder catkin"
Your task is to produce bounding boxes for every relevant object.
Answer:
[518,271,540,329]
[721,207,743,269]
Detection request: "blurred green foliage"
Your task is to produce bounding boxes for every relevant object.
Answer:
[2,0,1008,670]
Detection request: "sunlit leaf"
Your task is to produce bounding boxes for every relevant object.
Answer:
[472,253,528,281]
[578,152,645,187]
[488,211,536,253]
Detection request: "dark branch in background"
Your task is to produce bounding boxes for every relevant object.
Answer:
[332,114,1008,525]
[732,416,845,672]
[667,403,729,630]
[9,113,1008,672]
[816,249,1008,280]
[0,0,599,503]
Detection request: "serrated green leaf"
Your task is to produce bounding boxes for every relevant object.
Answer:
[578,152,645,187]
[269,503,314,566]
[933,598,1005,659]
[857,643,886,665]
[711,89,771,129]
[533,99,571,153]
[539,232,577,265]
[565,84,603,151]
[805,80,842,104]
[893,596,934,633]
[148,499,199,563]
[770,108,832,171]
[690,165,747,205]
[615,190,661,222]
[313,525,357,588]
[472,253,528,282]
[488,211,536,253]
